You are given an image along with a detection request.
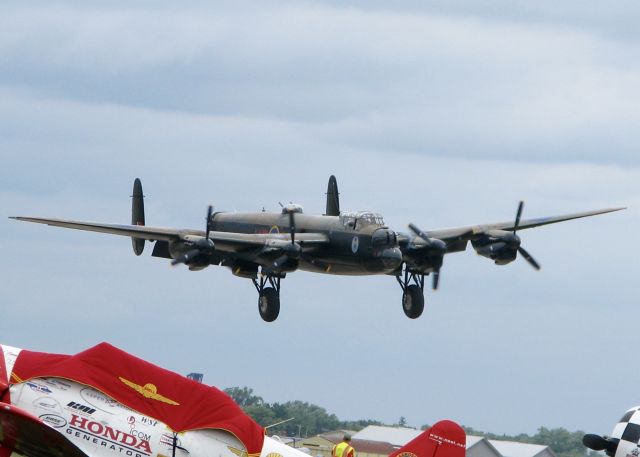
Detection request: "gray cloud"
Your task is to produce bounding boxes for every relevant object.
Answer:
[1,3,639,165]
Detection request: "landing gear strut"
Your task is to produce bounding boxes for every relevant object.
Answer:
[252,275,281,322]
[396,269,425,319]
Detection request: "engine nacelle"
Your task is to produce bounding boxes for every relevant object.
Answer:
[168,240,211,270]
[404,236,447,274]
[472,231,519,265]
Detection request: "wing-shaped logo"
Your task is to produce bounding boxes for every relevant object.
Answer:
[118,377,180,406]
[228,446,262,457]
[398,453,418,457]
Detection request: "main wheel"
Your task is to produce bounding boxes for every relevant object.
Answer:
[402,284,424,319]
[258,287,280,322]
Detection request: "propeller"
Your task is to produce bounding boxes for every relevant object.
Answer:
[583,434,619,456]
[266,207,301,272]
[205,204,213,239]
[511,201,541,270]
[171,205,215,266]
[408,223,447,290]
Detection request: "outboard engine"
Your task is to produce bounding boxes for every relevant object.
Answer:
[471,230,519,265]
[168,239,211,271]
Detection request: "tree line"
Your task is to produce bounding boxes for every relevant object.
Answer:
[224,387,598,457]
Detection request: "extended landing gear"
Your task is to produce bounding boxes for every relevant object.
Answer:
[396,270,425,319]
[253,275,281,322]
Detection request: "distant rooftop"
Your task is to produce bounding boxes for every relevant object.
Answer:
[352,425,554,455]
[353,425,421,447]
[489,440,555,457]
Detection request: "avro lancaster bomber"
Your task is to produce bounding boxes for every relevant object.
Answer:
[11,176,623,322]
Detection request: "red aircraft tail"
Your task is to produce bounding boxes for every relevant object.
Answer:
[388,420,466,457]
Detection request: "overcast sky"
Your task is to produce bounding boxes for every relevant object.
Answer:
[1,0,639,439]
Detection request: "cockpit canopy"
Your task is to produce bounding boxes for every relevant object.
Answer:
[281,203,304,214]
[340,211,385,229]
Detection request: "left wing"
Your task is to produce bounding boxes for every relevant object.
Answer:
[0,402,89,457]
[9,217,329,252]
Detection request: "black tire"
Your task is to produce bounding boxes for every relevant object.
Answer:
[402,284,424,319]
[258,287,280,322]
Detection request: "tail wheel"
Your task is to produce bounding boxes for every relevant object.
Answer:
[402,284,424,319]
[258,287,280,322]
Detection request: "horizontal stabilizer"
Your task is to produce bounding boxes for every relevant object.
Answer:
[389,420,466,457]
[0,402,89,457]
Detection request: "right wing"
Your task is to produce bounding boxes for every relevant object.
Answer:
[422,207,625,244]
[9,217,329,253]
[0,402,89,457]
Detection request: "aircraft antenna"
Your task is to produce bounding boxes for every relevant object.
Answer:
[265,417,295,429]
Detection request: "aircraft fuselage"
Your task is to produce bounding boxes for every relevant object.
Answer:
[211,211,403,275]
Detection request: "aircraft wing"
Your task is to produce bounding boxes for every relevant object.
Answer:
[0,402,89,457]
[424,207,625,243]
[10,217,329,251]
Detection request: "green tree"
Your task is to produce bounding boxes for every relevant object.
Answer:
[224,385,594,457]
[245,403,278,428]
[532,427,589,457]
[224,387,264,407]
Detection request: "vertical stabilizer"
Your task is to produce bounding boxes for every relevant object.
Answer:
[325,175,340,216]
[131,178,145,256]
[389,420,466,457]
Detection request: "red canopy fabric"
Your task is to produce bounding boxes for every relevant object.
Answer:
[10,343,264,455]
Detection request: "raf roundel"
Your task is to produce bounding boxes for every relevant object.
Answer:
[351,236,359,253]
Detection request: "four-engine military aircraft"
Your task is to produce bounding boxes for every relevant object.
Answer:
[583,406,640,457]
[0,342,467,457]
[10,176,624,322]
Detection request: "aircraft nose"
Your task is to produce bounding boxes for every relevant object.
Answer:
[378,247,403,269]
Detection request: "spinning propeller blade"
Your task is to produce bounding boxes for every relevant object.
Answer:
[266,207,301,272]
[287,209,295,245]
[172,206,215,267]
[511,201,541,270]
[518,247,540,270]
[432,271,440,290]
[408,223,446,290]
[205,205,213,239]
[513,201,524,233]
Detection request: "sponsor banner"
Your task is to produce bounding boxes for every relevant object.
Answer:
[40,413,68,428]
[26,381,52,395]
[32,396,63,414]
[43,378,72,391]
[66,401,96,416]
[80,387,123,415]
[66,414,152,457]
[160,433,183,449]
